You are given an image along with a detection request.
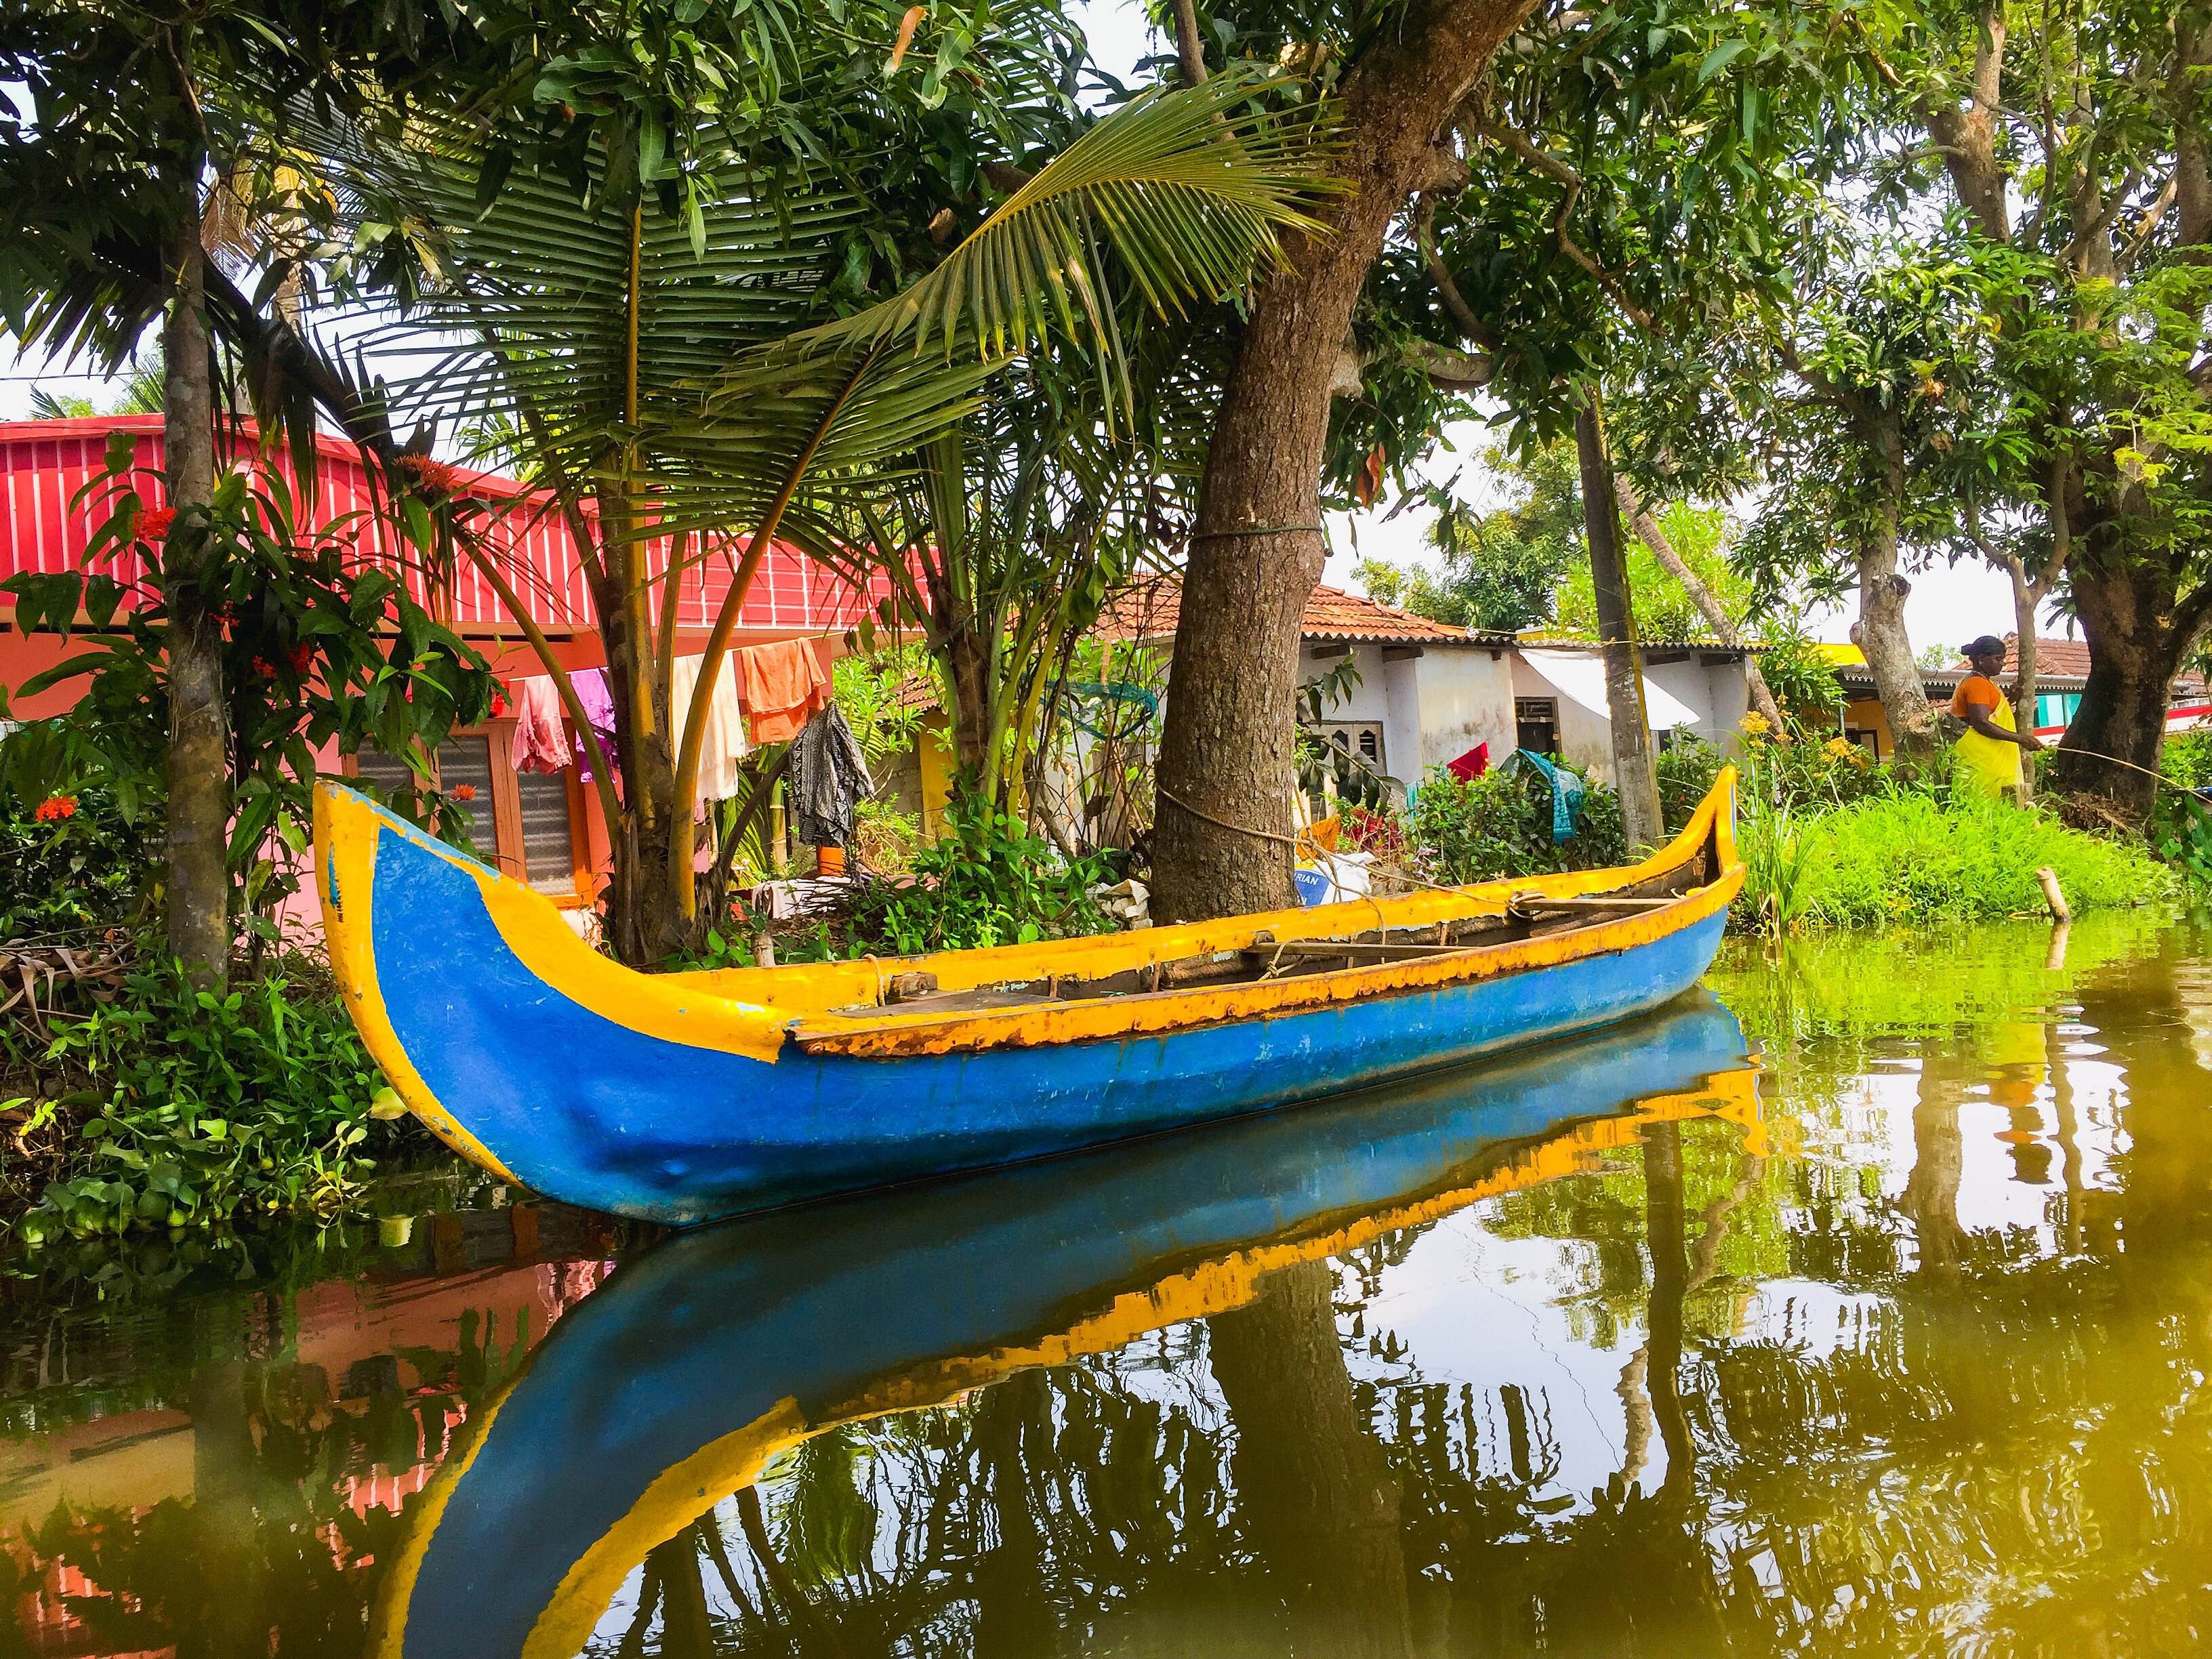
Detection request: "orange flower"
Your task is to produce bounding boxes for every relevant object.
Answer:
[397,454,470,496]
[33,795,77,822]
[137,506,176,541]
[450,783,478,801]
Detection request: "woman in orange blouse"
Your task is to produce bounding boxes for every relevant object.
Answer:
[1952,634,2043,799]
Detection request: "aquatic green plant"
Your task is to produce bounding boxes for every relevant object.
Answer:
[7,952,411,1241]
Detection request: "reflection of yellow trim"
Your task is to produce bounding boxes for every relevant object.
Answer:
[475,1059,1761,1659]
[365,1364,527,1659]
[315,785,521,1184]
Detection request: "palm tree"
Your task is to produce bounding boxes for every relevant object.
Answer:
[316,66,1334,962]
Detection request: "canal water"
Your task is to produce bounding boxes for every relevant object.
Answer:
[5,913,2210,1657]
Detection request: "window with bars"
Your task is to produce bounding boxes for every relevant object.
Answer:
[346,726,588,903]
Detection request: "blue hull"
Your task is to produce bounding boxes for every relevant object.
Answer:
[377,996,1756,1659]
[372,836,1729,1223]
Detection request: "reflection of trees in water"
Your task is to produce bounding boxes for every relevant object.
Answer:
[19,929,2212,1658]
[0,1303,534,1657]
[642,983,2212,1658]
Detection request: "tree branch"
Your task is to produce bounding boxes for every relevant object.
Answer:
[1413,194,1495,351]
[1469,113,1658,335]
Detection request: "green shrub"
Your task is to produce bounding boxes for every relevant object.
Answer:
[1740,789,2178,930]
[2163,730,2212,790]
[1655,735,1723,835]
[1411,761,1626,884]
[0,783,158,939]
[10,953,403,1241]
[848,796,1115,952]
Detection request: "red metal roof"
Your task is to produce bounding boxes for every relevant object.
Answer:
[1095,575,1498,647]
[0,415,896,640]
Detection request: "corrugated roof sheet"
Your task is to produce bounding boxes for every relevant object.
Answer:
[1838,632,2204,696]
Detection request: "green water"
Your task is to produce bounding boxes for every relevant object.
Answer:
[5,912,2210,1657]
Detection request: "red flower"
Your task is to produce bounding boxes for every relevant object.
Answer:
[249,656,277,679]
[450,783,478,802]
[289,642,316,674]
[397,454,470,497]
[33,796,77,823]
[136,506,176,541]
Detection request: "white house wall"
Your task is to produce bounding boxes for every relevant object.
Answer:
[1511,653,1617,781]
[1643,655,1751,755]
[1298,642,1515,794]
[1406,647,1517,779]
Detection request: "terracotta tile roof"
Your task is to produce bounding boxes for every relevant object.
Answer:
[1838,632,2203,696]
[1940,633,2204,693]
[1094,577,1504,647]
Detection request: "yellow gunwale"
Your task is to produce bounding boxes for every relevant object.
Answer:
[316,769,1739,1079]
[785,766,1741,1057]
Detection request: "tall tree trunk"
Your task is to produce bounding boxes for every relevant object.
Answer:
[1575,394,1662,848]
[161,153,230,987]
[1849,440,1933,756]
[1614,477,1786,731]
[2049,553,2198,817]
[1207,1261,1414,1659]
[2005,560,2043,802]
[2046,474,2211,817]
[590,529,691,966]
[1149,0,1539,924]
[945,615,994,785]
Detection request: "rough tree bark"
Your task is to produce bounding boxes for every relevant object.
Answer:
[1574,393,1663,848]
[1150,0,1539,923]
[2050,531,2210,816]
[1849,434,1936,756]
[1919,5,2212,812]
[1614,477,1786,732]
[588,529,691,966]
[161,153,232,987]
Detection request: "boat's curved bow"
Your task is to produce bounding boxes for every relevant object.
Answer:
[315,769,1742,1223]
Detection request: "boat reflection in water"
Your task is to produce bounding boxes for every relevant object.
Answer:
[371,994,1759,1659]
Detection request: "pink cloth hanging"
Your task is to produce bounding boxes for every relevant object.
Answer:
[508,676,571,775]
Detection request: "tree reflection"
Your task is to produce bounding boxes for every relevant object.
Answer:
[1208,1259,1414,1658]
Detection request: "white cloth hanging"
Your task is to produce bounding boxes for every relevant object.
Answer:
[670,652,750,809]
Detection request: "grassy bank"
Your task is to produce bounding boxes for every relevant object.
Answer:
[1741,787,2181,931]
[1393,733,2190,935]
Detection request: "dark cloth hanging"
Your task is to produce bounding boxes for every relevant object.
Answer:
[787,703,872,848]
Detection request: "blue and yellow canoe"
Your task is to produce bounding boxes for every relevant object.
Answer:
[314,769,1742,1224]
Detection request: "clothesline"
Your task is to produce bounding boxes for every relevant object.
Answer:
[501,637,838,813]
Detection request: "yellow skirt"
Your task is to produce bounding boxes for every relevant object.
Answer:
[1957,710,2022,795]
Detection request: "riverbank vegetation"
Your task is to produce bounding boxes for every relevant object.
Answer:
[5,0,2210,1246]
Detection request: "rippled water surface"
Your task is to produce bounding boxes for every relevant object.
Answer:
[7,914,2212,1658]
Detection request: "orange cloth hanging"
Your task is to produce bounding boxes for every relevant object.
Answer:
[735,639,832,745]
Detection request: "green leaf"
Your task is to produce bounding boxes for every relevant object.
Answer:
[1698,39,1752,83]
